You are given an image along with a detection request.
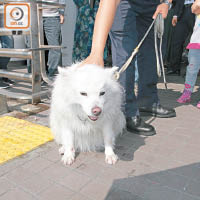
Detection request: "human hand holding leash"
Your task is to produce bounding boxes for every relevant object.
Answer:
[81,53,104,67]
[153,3,169,19]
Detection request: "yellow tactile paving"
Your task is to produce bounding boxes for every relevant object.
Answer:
[0,116,53,164]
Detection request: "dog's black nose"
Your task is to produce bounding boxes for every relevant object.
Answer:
[92,106,102,116]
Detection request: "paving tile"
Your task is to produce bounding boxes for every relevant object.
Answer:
[154,122,177,133]
[105,188,144,200]
[17,173,53,195]
[171,149,200,164]
[144,134,169,146]
[0,152,38,177]
[114,144,132,158]
[180,193,200,200]
[111,176,161,197]
[58,170,91,192]
[124,161,159,177]
[96,166,127,185]
[40,148,61,162]
[74,160,106,178]
[151,145,176,158]
[80,179,113,200]
[116,136,138,148]
[88,152,108,166]
[0,178,15,196]
[5,166,37,183]
[171,163,200,180]
[69,193,92,200]
[129,150,156,166]
[111,160,138,174]
[183,144,200,155]
[158,134,188,149]
[33,142,56,156]
[63,152,95,170]
[136,143,156,155]
[144,170,189,191]
[22,157,53,173]
[185,180,200,197]
[142,185,181,200]
[38,184,74,200]
[38,163,72,182]
[171,127,199,137]
[0,188,36,200]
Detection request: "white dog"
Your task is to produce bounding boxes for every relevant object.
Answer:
[50,64,125,165]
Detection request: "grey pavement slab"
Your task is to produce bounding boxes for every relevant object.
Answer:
[0,75,200,200]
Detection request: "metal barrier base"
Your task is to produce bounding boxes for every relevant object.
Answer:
[0,81,51,104]
[0,94,8,114]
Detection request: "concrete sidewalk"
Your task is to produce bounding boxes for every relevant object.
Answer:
[0,75,200,200]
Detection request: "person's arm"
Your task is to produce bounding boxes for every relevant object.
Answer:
[171,0,184,26]
[59,0,66,24]
[83,0,120,66]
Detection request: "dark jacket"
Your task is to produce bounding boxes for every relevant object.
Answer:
[130,0,160,16]
[173,0,186,18]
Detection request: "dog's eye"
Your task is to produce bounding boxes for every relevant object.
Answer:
[99,91,105,96]
[80,92,87,96]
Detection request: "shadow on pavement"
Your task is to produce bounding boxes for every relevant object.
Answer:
[115,132,146,162]
[105,162,200,200]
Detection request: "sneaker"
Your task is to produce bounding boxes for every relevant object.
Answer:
[2,78,15,86]
[177,89,192,103]
[197,101,200,109]
[0,81,10,89]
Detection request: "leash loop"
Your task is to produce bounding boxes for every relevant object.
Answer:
[154,13,167,89]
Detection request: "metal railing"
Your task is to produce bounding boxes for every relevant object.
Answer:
[0,0,65,103]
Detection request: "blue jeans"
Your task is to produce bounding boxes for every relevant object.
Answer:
[43,17,61,77]
[185,49,200,92]
[0,36,14,70]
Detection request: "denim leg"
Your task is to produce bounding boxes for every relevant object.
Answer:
[0,36,14,70]
[43,17,61,77]
[185,49,200,92]
[109,0,138,117]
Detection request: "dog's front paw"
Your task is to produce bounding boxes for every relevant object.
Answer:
[105,153,118,165]
[62,153,75,165]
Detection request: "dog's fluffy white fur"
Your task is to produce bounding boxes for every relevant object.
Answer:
[50,64,125,165]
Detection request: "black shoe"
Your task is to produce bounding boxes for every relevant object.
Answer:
[2,78,15,86]
[0,81,10,89]
[166,69,181,76]
[139,104,176,118]
[126,116,156,136]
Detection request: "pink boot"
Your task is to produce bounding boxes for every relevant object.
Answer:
[177,89,192,103]
[197,101,200,109]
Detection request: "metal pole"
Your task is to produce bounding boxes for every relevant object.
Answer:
[29,0,42,104]
[0,69,32,81]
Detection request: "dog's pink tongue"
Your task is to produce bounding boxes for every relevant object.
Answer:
[89,116,98,121]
